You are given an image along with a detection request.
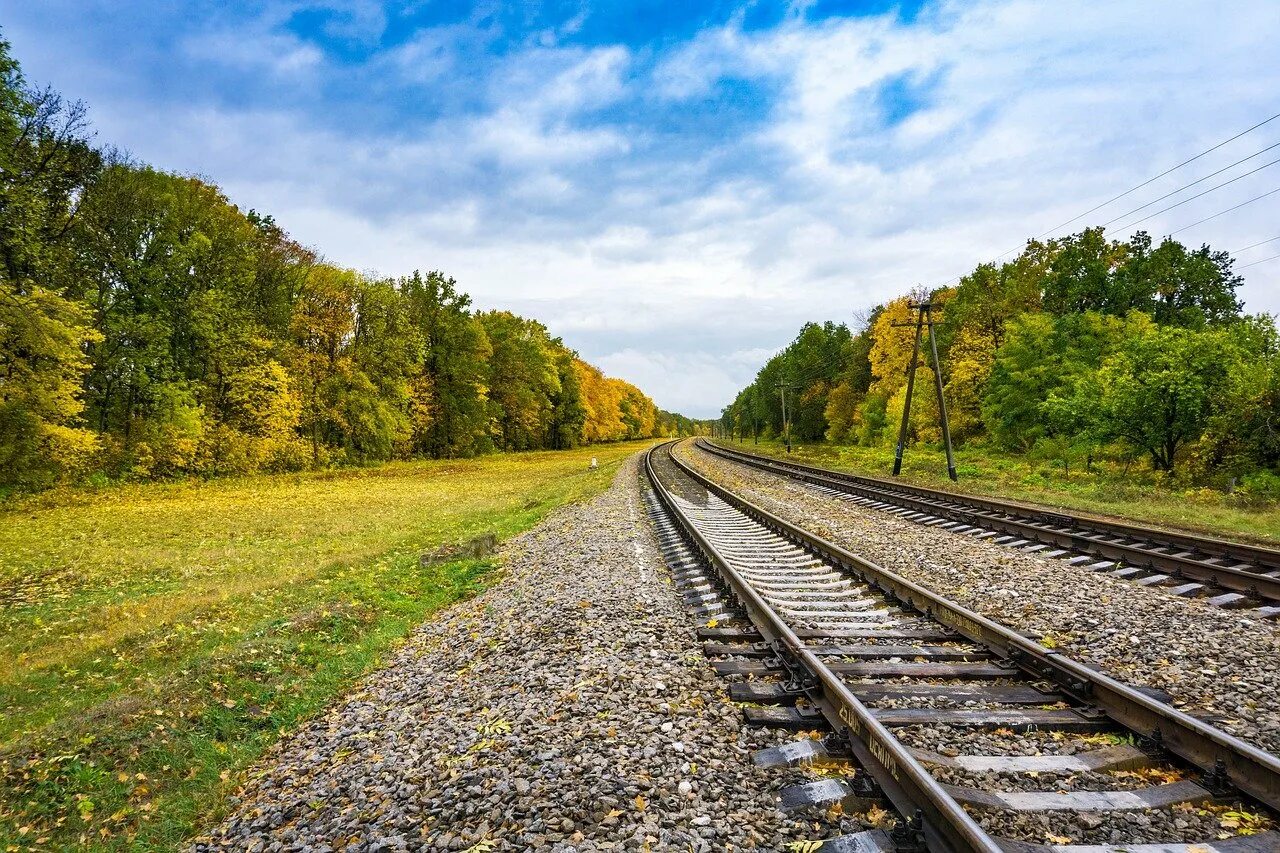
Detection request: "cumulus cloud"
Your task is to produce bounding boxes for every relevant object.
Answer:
[6,0,1280,417]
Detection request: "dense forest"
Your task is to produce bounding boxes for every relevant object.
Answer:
[723,227,1280,493]
[0,39,700,491]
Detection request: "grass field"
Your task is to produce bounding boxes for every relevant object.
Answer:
[0,441,650,851]
[721,438,1280,545]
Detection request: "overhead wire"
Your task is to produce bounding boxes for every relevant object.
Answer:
[1237,253,1280,270]
[1100,140,1280,228]
[1232,235,1280,253]
[1170,186,1280,235]
[929,110,1280,288]
[1034,110,1280,237]
[1106,154,1280,231]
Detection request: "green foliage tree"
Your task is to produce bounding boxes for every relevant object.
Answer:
[1087,324,1242,472]
[477,310,562,451]
[982,311,1146,450]
[402,271,492,458]
[547,344,586,449]
[1114,231,1243,327]
[1040,227,1129,315]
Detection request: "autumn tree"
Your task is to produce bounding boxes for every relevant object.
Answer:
[0,38,101,486]
[402,271,491,458]
[478,310,564,450]
[546,344,586,449]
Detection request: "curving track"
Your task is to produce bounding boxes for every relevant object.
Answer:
[698,439,1280,614]
[644,439,1280,853]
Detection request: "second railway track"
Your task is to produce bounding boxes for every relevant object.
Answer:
[697,439,1280,614]
[644,439,1280,853]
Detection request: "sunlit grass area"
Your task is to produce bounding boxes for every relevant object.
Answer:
[0,442,649,850]
[721,438,1280,545]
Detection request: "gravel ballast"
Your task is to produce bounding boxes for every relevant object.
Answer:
[677,443,1280,756]
[192,453,865,852]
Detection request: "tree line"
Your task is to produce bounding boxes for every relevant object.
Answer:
[723,226,1280,493]
[0,38,699,490]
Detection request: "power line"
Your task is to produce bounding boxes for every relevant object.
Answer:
[1036,110,1280,236]
[1171,185,1280,235]
[1100,140,1280,228]
[1238,252,1280,270]
[1232,235,1280,253]
[930,110,1280,288]
[1107,154,1280,231]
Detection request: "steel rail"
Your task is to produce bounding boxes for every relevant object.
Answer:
[699,439,1280,603]
[658,440,1280,812]
[644,441,1003,853]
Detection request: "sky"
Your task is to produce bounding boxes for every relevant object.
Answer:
[3,0,1279,418]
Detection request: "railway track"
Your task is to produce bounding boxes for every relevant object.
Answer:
[643,439,1280,853]
[697,439,1280,615]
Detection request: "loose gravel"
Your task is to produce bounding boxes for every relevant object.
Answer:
[678,443,1280,755]
[192,453,867,852]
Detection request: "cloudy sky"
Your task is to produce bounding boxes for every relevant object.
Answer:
[4,1,1279,417]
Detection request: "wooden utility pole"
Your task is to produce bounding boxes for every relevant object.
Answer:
[891,301,958,481]
[892,313,925,477]
[775,381,793,453]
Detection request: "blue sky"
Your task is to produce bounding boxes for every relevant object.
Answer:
[4,0,1279,417]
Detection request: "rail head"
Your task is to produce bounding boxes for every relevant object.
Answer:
[698,439,1280,602]
[699,438,1280,568]
[644,441,1006,853]
[669,439,1280,811]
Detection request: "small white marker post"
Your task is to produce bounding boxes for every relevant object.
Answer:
[589,456,598,471]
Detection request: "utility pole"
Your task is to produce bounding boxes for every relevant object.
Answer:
[749,389,759,444]
[925,302,958,482]
[891,301,958,481]
[775,381,792,453]
[891,313,924,477]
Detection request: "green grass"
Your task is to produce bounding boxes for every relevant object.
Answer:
[721,438,1280,546]
[0,442,650,851]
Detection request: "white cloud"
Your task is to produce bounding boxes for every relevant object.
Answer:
[595,348,771,416]
[11,0,1280,417]
[181,29,324,78]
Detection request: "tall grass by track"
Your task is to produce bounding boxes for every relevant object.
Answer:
[721,438,1280,546]
[0,442,650,851]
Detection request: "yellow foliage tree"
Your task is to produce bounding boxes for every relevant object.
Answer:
[823,380,860,442]
[867,297,917,398]
[575,360,624,442]
[0,283,101,485]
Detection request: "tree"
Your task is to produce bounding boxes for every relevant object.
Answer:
[867,297,917,399]
[477,310,563,451]
[982,311,1144,450]
[403,271,491,458]
[0,36,685,490]
[546,344,586,449]
[289,264,355,464]
[0,37,101,487]
[938,254,1045,436]
[1090,323,1240,472]
[348,275,419,459]
[0,284,100,485]
[1040,227,1128,315]
[576,359,625,442]
[1196,317,1280,475]
[1114,231,1243,327]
